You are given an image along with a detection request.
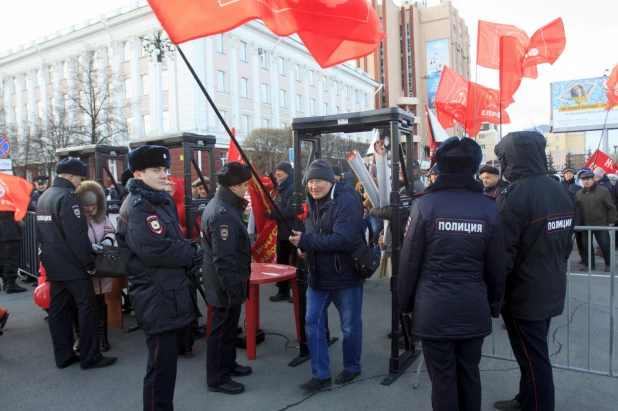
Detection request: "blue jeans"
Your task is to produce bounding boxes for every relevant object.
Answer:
[305,285,363,379]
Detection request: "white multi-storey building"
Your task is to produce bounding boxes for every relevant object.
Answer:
[0,1,379,175]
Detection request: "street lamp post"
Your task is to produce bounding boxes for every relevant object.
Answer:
[140,31,174,135]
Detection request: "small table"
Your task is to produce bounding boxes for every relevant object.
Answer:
[206,263,300,360]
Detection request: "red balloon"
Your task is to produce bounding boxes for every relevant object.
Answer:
[34,283,50,309]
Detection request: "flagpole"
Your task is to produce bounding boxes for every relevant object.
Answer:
[474,66,478,139]
[176,45,292,232]
[592,107,613,168]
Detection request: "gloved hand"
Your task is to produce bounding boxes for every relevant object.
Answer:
[265,210,274,219]
[225,282,246,308]
[192,246,204,267]
[370,206,393,220]
[91,244,103,254]
[100,238,113,247]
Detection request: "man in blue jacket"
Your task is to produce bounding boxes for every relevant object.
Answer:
[289,159,364,391]
[398,137,506,411]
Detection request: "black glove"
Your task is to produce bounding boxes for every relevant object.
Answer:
[370,206,393,220]
[225,282,245,308]
[192,245,204,267]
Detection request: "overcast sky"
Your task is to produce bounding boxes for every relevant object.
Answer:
[1,0,616,150]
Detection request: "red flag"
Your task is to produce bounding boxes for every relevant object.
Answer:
[499,36,525,107]
[0,173,33,221]
[522,18,566,70]
[425,106,449,165]
[434,66,469,129]
[147,0,384,69]
[584,150,618,175]
[465,82,511,136]
[477,21,538,79]
[605,64,618,110]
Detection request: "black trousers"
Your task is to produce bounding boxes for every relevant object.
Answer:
[143,327,189,411]
[276,240,296,295]
[421,337,484,411]
[503,312,554,411]
[0,241,20,280]
[48,278,102,369]
[582,230,611,268]
[207,305,242,387]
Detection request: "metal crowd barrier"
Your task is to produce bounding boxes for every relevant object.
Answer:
[18,211,39,279]
[482,226,617,378]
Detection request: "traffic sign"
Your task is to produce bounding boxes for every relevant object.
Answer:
[0,136,10,158]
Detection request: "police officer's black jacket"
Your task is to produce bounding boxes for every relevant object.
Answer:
[397,174,506,340]
[29,189,43,211]
[35,177,95,281]
[116,178,196,336]
[0,211,21,242]
[201,185,251,308]
[270,174,295,240]
[495,131,576,321]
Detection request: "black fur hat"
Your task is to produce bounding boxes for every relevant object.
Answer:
[56,157,88,177]
[435,137,482,175]
[127,145,171,172]
[120,169,134,186]
[216,161,252,186]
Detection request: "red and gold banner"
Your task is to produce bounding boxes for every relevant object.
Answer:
[0,172,34,221]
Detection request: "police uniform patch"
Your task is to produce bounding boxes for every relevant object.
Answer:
[72,205,81,218]
[219,225,229,241]
[436,218,485,236]
[147,215,163,235]
[546,215,573,234]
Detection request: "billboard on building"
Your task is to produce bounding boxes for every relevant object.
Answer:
[426,39,449,109]
[550,76,618,133]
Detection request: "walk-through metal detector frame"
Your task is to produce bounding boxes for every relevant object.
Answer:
[56,144,129,213]
[288,108,420,385]
[128,132,217,240]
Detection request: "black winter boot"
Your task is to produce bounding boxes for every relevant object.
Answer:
[97,295,110,352]
[4,278,27,294]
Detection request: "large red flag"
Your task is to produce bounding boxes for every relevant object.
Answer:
[499,36,525,107]
[584,150,618,174]
[147,0,384,68]
[477,21,538,79]
[466,82,511,136]
[521,18,566,70]
[434,66,469,129]
[605,64,618,110]
[0,173,33,221]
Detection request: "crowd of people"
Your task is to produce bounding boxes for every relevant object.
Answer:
[1,129,614,411]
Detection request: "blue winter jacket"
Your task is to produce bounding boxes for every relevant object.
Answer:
[299,181,364,290]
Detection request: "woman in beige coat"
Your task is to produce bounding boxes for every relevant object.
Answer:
[75,181,116,352]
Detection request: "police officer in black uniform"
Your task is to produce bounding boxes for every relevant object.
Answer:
[116,145,203,411]
[493,131,576,411]
[398,137,506,411]
[29,175,49,211]
[36,157,117,370]
[201,161,253,395]
[0,211,27,293]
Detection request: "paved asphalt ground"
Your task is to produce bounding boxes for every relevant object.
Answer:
[1,251,617,411]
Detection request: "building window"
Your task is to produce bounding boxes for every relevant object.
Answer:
[279,57,285,76]
[124,79,132,99]
[321,76,326,89]
[281,122,287,128]
[261,83,269,104]
[123,41,131,62]
[295,64,300,81]
[262,118,270,127]
[310,98,316,116]
[336,106,339,114]
[241,77,249,98]
[240,41,248,62]
[323,103,328,115]
[63,94,69,111]
[62,62,68,79]
[364,93,368,107]
[217,71,226,92]
[219,110,227,131]
[48,66,54,83]
[50,98,55,116]
[220,151,228,166]
[280,89,286,108]
[143,114,151,134]
[163,111,170,132]
[140,40,148,58]
[296,94,303,112]
[333,81,338,95]
[260,50,268,69]
[345,86,349,100]
[309,70,314,86]
[37,101,42,119]
[216,34,224,53]
[162,70,168,91]
[126,117,133,134]
[107,47,113,67]
[141,74,149,96]
[354,89,359,103]
[34,70,40,87]
[242,115,250,133]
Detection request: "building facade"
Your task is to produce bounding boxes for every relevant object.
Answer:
[0,1,379,180]
[355,0,470,158]
[544,131,586,171]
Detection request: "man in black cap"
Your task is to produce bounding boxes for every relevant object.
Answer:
[479,165,508,197]
[267,161,296,302]
[493,131,577,411]
[201,161,253,394]
[29,175,49,211]
[116,145,202,410]
[398,137,506,411]
[36,157,117,370]
[562,166,576,191]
